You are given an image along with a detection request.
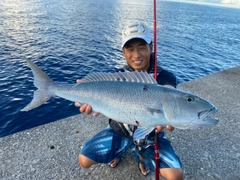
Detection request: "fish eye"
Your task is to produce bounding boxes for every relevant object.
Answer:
[185,96,194,102]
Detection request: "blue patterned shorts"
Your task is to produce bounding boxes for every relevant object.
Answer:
[80,126,182,170]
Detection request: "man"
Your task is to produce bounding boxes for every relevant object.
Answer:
[75,22,183,180]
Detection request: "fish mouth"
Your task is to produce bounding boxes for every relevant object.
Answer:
[198,107,218,122]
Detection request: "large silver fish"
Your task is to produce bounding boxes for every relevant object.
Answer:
[21,58,218,139]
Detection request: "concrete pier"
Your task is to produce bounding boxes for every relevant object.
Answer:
[1,66,240,180]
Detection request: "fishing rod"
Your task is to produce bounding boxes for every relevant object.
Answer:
[153,0,160,180]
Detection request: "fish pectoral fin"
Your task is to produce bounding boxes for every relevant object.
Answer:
[133,126,155,140]
[145,106,164,117]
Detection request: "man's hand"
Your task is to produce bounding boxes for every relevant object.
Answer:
[75,79,99,116]
[155,125,174,133]
[75,102,99,116]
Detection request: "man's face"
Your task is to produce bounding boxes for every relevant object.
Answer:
[122,38,153,71]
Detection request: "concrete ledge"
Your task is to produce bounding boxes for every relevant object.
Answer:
[1,66,240,180]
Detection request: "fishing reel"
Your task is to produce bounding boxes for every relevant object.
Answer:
[134,136,153,153]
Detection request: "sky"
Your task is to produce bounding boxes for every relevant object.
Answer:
[170,0,240,8]
[194,0,239,5]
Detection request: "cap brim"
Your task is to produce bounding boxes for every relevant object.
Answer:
[121,35,151,48]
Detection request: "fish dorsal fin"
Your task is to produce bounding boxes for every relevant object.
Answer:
[81,71,157,84]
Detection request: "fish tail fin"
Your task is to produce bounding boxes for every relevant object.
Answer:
[21,57,55,111]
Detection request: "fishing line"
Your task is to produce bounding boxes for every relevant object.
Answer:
[153,0,158,80]
[153,0,160,180]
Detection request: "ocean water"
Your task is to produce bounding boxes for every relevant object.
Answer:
[0,0,239,137]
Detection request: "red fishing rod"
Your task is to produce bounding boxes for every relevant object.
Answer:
[153,0,160,180]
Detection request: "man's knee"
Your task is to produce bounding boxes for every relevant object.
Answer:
[78,154,97,168]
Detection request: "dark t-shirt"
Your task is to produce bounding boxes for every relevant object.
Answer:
[109,53,177,136]
[121,53,177,88]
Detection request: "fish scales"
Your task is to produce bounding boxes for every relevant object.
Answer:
[51,81,166,127]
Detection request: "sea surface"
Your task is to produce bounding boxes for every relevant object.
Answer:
[0,0,239,137]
